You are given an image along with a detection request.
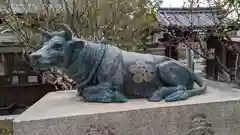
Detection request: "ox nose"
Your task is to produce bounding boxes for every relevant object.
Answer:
[22,50,31,63]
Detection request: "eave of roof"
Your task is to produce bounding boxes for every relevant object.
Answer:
[156,7,228,28]
[157,7,222,13]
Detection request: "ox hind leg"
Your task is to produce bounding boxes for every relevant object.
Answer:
[148,86,188,102]
[149,61,194,102]
[81,83,127,103]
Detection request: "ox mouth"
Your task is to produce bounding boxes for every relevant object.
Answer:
[29,58,52,71]
[22,50,31,64]
[31,60,53,70]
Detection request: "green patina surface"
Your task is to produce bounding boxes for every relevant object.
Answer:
[28,24,207,103]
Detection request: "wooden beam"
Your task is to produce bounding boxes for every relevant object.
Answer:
[0,46,23,53]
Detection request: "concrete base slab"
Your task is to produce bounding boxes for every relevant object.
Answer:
[13,81,240,135]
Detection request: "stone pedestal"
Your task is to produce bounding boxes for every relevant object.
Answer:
[13,81,240,135]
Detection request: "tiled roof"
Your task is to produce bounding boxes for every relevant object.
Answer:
[157,7,228,28]
[0,33,18,43]
[0,25,18,43]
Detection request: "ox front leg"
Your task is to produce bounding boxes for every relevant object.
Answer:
[82,83,127,103]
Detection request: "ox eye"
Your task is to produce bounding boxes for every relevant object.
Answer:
[53,43,63,51]
[55,48,63,51]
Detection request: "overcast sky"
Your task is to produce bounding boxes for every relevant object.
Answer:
[160,0,237,19]
[161,0,209,7]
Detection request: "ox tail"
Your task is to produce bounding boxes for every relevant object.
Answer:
[187,73,207,97]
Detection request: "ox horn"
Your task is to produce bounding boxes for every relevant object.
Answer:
[59,23,73,40]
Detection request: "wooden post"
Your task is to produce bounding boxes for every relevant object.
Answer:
[186,46,193,70]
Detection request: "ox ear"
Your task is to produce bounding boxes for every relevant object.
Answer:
[38,28,52,39]
[68,40,85,51]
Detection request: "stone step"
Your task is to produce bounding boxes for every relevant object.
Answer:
[13,82,240,135]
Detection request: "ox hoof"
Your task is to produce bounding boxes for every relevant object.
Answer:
[165,91,189,102]
[84,97,112,103]
[111,91,128,103]
[148,91,163,102]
